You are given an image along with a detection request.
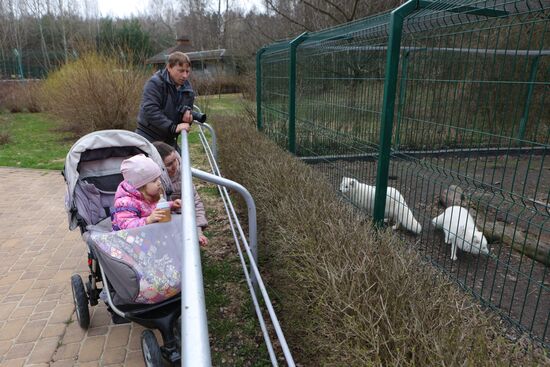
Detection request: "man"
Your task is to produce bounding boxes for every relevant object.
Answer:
[136,52,194,148]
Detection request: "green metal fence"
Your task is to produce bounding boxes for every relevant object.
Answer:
[0,49,68,79]
[257,0,549,346]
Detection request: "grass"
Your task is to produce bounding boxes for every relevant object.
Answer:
[196,93,252,117]
[0,93,247,170]
[0,112,74,170]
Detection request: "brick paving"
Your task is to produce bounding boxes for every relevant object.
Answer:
[0,167,154,366]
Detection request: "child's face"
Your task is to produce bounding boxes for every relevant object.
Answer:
[141,177,162,198]
[163,152,179,178]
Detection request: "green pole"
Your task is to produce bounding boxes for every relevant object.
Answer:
[373,0,418,226]
[288,32,308,154]
[395,51,410,150]
[13,48,24,79]
[517,56,539,142]
[256,47,266,131]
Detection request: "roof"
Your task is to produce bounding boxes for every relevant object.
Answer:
[145,43,195,64]
[146,49,229,65]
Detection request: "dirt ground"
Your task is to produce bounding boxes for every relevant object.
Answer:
[311,153,550,346]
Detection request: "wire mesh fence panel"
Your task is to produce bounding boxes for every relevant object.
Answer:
[394,1,549,346]
[1,48,70,79]
[260,43,291,150]
[295,14,392,191]
[257,0,549,346]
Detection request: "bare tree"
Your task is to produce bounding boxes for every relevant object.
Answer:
[54,0,68,63]
[263,0,402,31]
[24,0,52,69]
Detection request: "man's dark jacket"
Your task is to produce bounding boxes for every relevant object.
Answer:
[136,68,195,147]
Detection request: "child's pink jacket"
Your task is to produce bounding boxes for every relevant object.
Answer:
[111,180,173,230]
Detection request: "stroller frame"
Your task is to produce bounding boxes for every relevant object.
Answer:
[65,130,182,366]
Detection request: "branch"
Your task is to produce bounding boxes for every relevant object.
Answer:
[322,0,351,21]
[245,17,277,43]
[349,0,360,20]
[265,0,312,31]
[303,0,342,24]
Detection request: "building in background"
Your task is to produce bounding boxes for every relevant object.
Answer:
[146,36,237,79]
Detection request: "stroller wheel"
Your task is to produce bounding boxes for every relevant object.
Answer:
[71,274,90,329]
[141,329,163,367]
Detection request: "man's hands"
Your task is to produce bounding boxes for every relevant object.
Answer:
[172,199,182,210]
[146,208,166,224]
[182,109,193,123]
[175,109,193,133]
[175,122,190,133]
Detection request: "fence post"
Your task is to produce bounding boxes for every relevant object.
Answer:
[13,48,24,79]
[288,32,308,155]
[373,1,418,225]
[256,47,266,131]
[394,50,410,150]
[517,55,539,142]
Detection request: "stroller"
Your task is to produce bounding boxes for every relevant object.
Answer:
[63,130,183,366]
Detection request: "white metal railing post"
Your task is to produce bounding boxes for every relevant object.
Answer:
[180,132,212,367]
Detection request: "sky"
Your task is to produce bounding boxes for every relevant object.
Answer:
[97,0,265,18]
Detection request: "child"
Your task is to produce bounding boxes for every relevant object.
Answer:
[153,141,209,246]
[111,154,181,230]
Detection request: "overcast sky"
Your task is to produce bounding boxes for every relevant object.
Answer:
[97,0,266,18]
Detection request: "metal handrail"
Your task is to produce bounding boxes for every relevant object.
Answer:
[196,124,296,366]
[197,124,257,278]
[193,104,217,161]
[197,122,217,161]
[179,131,211,366]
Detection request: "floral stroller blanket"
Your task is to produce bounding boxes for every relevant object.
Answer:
[87,215,184,305]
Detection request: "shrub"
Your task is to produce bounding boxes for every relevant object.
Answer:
[217,117,548,366]
[191,74,242,96]
[0,80,43,113]
[235,71,255,101]
[41,53,148,136]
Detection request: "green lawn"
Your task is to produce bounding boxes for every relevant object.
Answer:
[0,112,74,170]
[196,93,252,117]
[0,93,250,171]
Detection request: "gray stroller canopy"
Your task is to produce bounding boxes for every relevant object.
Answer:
[64,129,172,230]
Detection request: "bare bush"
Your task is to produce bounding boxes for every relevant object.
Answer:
[190,74,242,96]
[236,71,255,101]
[0,80,43,113]
[40,53,148,136]
[217,117,548,366]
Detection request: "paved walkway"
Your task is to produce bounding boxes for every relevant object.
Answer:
[0,167,151,367]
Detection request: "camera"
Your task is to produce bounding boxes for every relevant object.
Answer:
[178,105,207,123]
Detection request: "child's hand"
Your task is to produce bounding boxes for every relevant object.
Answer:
[172,199,182,210]
[199,235,208,246]
[198,227,208,246]
[146,208,166,224]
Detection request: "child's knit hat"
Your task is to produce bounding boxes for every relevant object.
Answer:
[120,154,161,188]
